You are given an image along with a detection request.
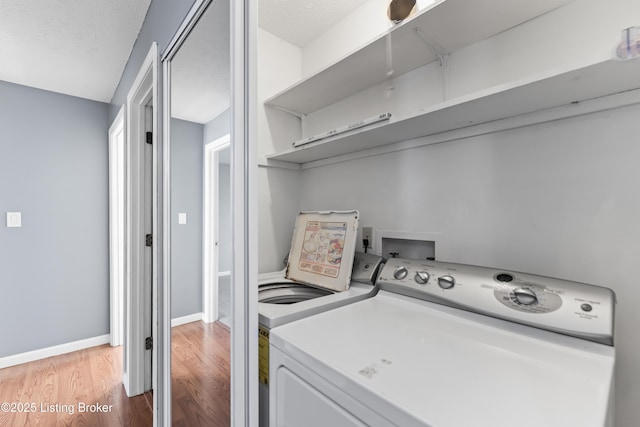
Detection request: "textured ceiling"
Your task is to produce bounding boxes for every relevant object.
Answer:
[0,0,151,102]
[171,0,230,124]
[0,0,370,106]
[172,0,363,123]
[259,0,369,47]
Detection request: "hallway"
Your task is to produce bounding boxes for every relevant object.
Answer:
[0,321,230,426]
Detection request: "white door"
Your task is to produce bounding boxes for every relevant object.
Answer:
[203,135,231,324]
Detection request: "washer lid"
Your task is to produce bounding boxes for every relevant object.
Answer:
[285,210,359,292]
[258,282,373,329]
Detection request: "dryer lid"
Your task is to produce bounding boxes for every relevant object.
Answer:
[285,210,359,292]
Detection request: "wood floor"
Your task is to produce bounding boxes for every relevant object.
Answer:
[0,321,230,427]
[171,321,230,427]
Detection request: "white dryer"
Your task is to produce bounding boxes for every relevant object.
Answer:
[269,257,616,427]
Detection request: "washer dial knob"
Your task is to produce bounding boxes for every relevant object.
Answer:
[414,271,430,284]
[513,287,538,305]
[394,266,408,280]
[438,275,455,289]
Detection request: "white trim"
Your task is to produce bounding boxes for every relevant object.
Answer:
[218,270,231,277]
[109,105,126,348]
[125,43,157,398]
[231,0,257,424]
[0,335,110,370]
[149,45,164,422]
[161,57,173,427]
[203,135,231,324]
[171,313,204,327]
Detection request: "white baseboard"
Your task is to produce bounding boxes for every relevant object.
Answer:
[171,312,204,327]
[122,372,130,396]
[0,334,111,370]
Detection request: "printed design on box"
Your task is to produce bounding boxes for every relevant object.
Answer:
[298,221,347,278]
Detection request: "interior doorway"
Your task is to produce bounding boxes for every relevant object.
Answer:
[203,135,231,326]
[108,50,155,397]
[121,43,158,398]
[109,106,126,348]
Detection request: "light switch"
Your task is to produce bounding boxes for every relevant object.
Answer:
[178,213,187,225]
[6,212,22,228]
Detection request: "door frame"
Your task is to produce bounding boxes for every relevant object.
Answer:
[203,135,231,324]
[109,105,126,347]
[124,43,158,397]
[161,0,256,424]
[231,0,258,424]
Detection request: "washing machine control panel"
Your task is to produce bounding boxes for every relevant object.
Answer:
[378,258,615,345]
[351,252,384,285]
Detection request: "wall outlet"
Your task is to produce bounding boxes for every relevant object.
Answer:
[362,226,373,250]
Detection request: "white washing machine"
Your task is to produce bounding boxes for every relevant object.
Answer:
[259,251,384,426]
[269,257,616,427]
[259,252,383,329]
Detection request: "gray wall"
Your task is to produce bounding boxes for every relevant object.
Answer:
[109,0,196,121]
[203,108,230,144]
[170,110,230,318]
[107,0,197,320]
[0,80,110,357]
[170,118,203,318]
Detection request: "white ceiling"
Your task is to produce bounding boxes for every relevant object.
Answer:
[258,0,369,47]
[171,0,368,123]
[0,0,365,111]
[0,0,151,102]
[171,0,230,124]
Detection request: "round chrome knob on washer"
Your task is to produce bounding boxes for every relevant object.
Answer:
[414,271,430,284]
[438,275,455,289]
[513,288,538,305]
[394,266,408,280]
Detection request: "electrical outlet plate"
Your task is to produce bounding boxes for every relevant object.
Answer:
[362,226,373,240]
[362,226,373,250]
